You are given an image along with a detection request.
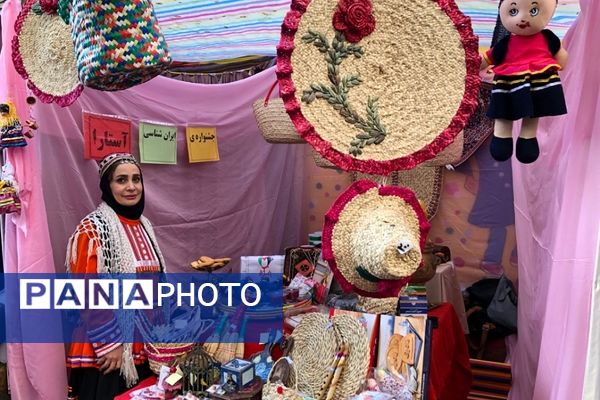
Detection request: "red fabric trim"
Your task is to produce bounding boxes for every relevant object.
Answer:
[276,0,481,175]
[322,180,431,298]
[12,1,83,107]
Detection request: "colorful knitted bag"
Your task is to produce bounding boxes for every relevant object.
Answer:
[69,0,171,91]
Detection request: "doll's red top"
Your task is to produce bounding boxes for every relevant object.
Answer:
[484,32,561,76]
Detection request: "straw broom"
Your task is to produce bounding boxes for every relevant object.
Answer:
[203,315,228,357]
[235,316,248,359]
[215,306,246,364]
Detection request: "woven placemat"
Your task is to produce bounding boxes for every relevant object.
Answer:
[290,313,338,398]
[356,296,398,315]
[322,180,430,298]
[452,82,494,166]
[12,2,83,106]
[352,167,443,221]
[277,0,480,174]
[330,314,370,399]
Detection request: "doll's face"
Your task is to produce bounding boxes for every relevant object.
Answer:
[500,0,556,36]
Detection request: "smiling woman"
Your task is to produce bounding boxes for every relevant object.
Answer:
[65,153,168,400]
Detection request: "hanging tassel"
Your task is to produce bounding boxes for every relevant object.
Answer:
[121,343,139,387]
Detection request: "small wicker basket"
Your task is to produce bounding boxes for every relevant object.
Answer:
[262,357,303,400]
[144,342,194,374]
[253,97,305,144]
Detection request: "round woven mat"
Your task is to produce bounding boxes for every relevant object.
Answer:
[453,82,494,166]
[290,313,338,398]
[277,0,480,174]
[12,3,82,106]
[356,296,398,315]
[322,180,430,298]
[352,168,443,221]
[330,314,370,400]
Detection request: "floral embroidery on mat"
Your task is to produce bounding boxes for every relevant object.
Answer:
[300,0,385,156]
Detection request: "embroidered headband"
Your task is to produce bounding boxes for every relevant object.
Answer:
[98,153,139,178]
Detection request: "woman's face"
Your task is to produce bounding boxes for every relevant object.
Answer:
[109,163,142,207]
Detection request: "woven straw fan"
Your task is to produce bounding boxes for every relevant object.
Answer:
[277,0,480,174]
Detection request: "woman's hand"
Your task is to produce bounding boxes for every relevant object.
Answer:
[98,346,123,375]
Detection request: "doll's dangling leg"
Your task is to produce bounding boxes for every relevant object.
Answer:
[490,119,513,162]
[515,117,540,164]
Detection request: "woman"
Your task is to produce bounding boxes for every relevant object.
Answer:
[66,153,166,399]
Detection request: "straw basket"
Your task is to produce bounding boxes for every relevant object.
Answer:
[145,342,194,374]
[253,97,304,144]
[70,0,171,91]
[310,148,338,170]
[422,131,464,167]
[262,357,304,400]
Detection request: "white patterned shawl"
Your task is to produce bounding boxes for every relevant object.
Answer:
[65,202,167,386]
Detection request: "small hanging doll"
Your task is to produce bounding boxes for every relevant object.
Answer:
[480,0,567,164]
[0,161,21,214]
[0,101,37,148]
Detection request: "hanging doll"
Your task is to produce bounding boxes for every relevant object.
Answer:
[480,0,567,164]
[0,101,37,148]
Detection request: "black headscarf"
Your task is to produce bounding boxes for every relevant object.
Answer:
[99,160,145,220]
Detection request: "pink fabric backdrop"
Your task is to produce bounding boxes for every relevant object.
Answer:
[509,1,600,398]
[1,0,68,398]
[36,67,304,274]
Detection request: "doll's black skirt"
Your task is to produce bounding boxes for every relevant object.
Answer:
[487,68,567,121]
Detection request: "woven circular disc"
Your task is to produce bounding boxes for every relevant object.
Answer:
[12,3,82,107]
[290,313,338,398]
[331,314,370,400]
[353,167,444,221]
[322,180,430,298]
[277,0,480,175]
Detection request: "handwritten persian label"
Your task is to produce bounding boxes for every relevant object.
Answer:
[186,126,219,163]
[83,112,131,160]
[139,122,177,164]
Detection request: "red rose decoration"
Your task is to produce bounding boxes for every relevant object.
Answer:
[332,0,376,43]
[276,386,284,394]
[39,0,59,14]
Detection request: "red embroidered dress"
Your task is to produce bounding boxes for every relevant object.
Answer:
[66,215,161,369]
[484,32,561,76]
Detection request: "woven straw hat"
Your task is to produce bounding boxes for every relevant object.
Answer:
[276,0,480,175]
[12,2,83,107]
[322,180,430,298]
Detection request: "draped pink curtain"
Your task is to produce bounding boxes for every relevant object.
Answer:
[1,0,68,398]
[509,1,600,398]
[36,67,304,274]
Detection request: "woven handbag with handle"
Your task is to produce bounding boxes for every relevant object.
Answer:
[69,0,171,91]
[253,82,304,144]
[262,357,306,400]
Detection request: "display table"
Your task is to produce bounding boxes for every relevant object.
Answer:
[427,303,472,400]
[117,303,471,400]
[114,376,157,400]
